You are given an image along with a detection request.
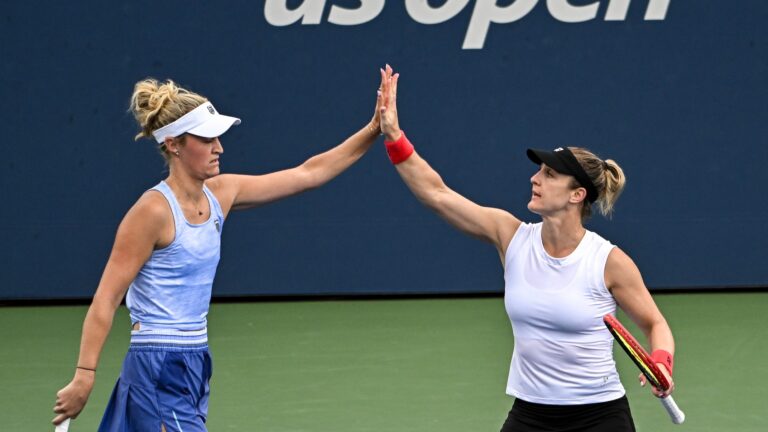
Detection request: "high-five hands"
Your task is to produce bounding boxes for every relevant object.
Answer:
[379,64,401,142]
[369,66,387,135]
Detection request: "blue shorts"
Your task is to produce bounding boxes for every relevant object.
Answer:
[98,329,212,432]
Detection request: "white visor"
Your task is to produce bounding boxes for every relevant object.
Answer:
[152,102,241,143]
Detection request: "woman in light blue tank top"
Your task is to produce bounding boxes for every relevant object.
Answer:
[375,68,678,431]
[52,72,389,431]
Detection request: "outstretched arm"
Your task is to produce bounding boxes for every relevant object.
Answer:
[606,247,676,398]
[378,65,520,258]
[207,73,386,215]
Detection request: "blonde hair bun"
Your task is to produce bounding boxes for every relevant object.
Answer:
[129,78,207,142]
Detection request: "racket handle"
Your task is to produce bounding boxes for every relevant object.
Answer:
[660,395,685,424]
[54,418,70,432]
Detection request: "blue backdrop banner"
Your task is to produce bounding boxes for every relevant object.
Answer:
[1,1,766,299]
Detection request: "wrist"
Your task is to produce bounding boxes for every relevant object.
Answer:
[384,131,414,164]
[651,349,673,375]
[76,365,96,375]
[384,129,402,142]
[74,369,96,385]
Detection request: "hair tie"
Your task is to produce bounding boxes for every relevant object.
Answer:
[602,161,610,170]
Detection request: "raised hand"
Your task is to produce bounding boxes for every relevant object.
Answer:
[379,64,401,141]
[369,66,387,134]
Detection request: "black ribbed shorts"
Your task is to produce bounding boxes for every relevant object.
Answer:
[500,395,636,432]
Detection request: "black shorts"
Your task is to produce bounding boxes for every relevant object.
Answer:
[500,396,636,432]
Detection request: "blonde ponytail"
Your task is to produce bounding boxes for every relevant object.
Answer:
[569,147,627,219]
[598,159,626,217]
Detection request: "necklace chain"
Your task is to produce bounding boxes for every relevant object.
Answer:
[168,180,205,216]
[186,193,204,216]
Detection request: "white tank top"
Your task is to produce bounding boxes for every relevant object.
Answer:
[503,222,625,404]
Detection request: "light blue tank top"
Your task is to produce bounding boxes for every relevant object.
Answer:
[125,181,224,331]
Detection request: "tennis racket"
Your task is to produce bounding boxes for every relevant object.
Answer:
[54,418,70,432]
[603,314,685,424]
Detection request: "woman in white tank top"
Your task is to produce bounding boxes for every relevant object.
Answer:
[376,67,676,431]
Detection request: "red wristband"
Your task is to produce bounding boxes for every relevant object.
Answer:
[384,131,414,164]
[650,349,673,375]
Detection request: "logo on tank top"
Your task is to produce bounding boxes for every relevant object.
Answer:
[214,218,221,233]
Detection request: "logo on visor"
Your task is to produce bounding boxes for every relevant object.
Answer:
[554,147,564,152]
[207,105,216,115]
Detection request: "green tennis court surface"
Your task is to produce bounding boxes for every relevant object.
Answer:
[2,292,766,431]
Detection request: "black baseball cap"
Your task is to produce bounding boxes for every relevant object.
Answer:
[526,147,598,203]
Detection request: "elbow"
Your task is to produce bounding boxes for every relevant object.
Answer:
[85,297,118,329]
[295,163,324,191]
[422,173,449,209]
[91,292,120,315]
[421,187,447,211]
